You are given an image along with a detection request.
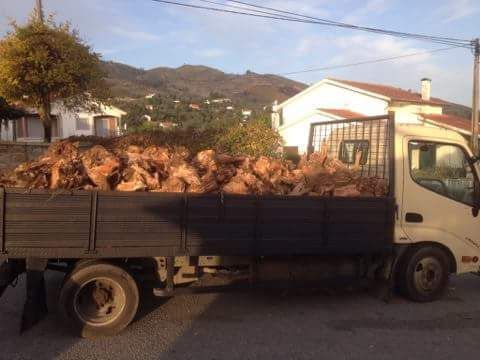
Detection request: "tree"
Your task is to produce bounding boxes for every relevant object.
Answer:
[122,103,150,130]
[0,15,108,142]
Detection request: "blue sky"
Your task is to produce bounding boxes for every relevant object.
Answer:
[0,0,478,105]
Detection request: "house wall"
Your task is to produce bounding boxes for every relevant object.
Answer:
[279,112,334,154]
[0,121,14,141]
[389,102,443,125]
[58,110,96,138]
[5,103,125,141]
[274,82,390,154]
[279,82,389,128]
[273,81,447,155]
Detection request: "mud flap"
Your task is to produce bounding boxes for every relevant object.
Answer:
[378,246,409,302]
[0,260,25,299]
[21,258,48,333]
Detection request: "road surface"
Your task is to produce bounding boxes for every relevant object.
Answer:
[1,272,480,360]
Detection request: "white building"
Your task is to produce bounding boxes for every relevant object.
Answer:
[1,103,126,142]
[272,78,471,154]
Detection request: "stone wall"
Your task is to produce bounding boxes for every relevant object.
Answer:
[0,142,50,170]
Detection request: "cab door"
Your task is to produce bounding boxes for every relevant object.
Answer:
[401,137,480,273]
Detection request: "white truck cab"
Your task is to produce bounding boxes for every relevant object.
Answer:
[394,124,480,276]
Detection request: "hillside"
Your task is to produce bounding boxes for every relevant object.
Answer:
[102,61,307,107]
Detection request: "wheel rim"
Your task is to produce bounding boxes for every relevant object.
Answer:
[413,256,443,293]
[73,277,126,327]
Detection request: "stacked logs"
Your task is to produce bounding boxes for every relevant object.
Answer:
[0,140,388,197]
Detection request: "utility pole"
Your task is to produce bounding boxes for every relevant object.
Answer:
[36,0,44,23]
[471,38,480,156]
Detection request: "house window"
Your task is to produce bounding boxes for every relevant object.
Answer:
[76,116,90,131]
[339,140,369,165]
[16,116,58,139]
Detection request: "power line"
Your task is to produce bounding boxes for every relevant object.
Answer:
[152,0,473,48]
[226,0,471,45]
[196,0,312,21]
[278,45,462,76]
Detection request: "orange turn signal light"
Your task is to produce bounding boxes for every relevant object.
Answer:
[462,256,479,263]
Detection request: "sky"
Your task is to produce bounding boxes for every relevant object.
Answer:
[0,0,478,105]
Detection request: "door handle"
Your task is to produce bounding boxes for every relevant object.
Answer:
[405,213,423,223]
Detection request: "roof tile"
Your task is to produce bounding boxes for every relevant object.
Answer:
[420,113,472,133]
[330,78,448,106]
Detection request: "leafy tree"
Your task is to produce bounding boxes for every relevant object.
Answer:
[0,97,24,120]
[0,15,108,142]
[122,103,149,129]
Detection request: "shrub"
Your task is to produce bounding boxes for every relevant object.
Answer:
[215,119,283,157]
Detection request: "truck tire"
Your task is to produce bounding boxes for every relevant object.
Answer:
[398,246,450,302]
[59,262,139,338]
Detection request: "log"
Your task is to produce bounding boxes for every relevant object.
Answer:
[2,139,389,198]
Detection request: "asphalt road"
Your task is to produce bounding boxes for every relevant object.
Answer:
[1,272,480,360]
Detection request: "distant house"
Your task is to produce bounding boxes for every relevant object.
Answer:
[145,93,156,99]
[211,98,231,104]
[1,102,126,142]
[158,121,179,129]
[272,78,473,154]
[189,103,201,111]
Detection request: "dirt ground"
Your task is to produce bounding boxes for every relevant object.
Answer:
[1,272,480,360]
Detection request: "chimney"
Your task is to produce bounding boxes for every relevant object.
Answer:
[421,78,431,101]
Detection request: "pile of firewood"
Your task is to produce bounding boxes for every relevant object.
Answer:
[0,140,387,197]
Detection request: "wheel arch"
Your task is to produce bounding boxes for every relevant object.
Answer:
[398,241,457,274]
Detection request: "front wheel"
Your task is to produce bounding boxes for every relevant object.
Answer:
[59,261,139,338]
[398,246,450,302]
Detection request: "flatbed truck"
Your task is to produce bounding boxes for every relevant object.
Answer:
[1,114,480,337]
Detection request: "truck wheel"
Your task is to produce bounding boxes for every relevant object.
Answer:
[398,246,450,302]
[59,262,139,338]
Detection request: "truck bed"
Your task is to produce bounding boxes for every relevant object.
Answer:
[0,188,395,259]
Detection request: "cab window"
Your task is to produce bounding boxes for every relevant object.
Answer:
[409,141,476,206]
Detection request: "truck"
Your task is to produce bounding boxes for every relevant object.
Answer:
[1,113,480,338]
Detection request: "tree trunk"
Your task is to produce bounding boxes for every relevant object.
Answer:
[39,98,52,143]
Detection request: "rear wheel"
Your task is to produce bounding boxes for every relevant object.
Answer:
[59,262,139,338]
[398,246,450,302]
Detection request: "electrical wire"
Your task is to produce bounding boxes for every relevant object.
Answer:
[226,0,472,45]
[151,0,473,48]
[278,45,463,76]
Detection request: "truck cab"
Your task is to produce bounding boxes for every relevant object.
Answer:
[394,124,480,275]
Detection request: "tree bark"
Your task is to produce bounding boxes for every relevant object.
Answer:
[39,97,52,143]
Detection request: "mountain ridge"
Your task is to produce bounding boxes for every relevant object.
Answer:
[102,61,308,107]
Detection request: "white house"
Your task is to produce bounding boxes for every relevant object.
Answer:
[272,78,471,154]
[1,102,126,142]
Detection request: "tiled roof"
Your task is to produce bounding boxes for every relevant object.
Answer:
[420,113,472,134]
[318,108,366,119]
[330,78,448,106]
